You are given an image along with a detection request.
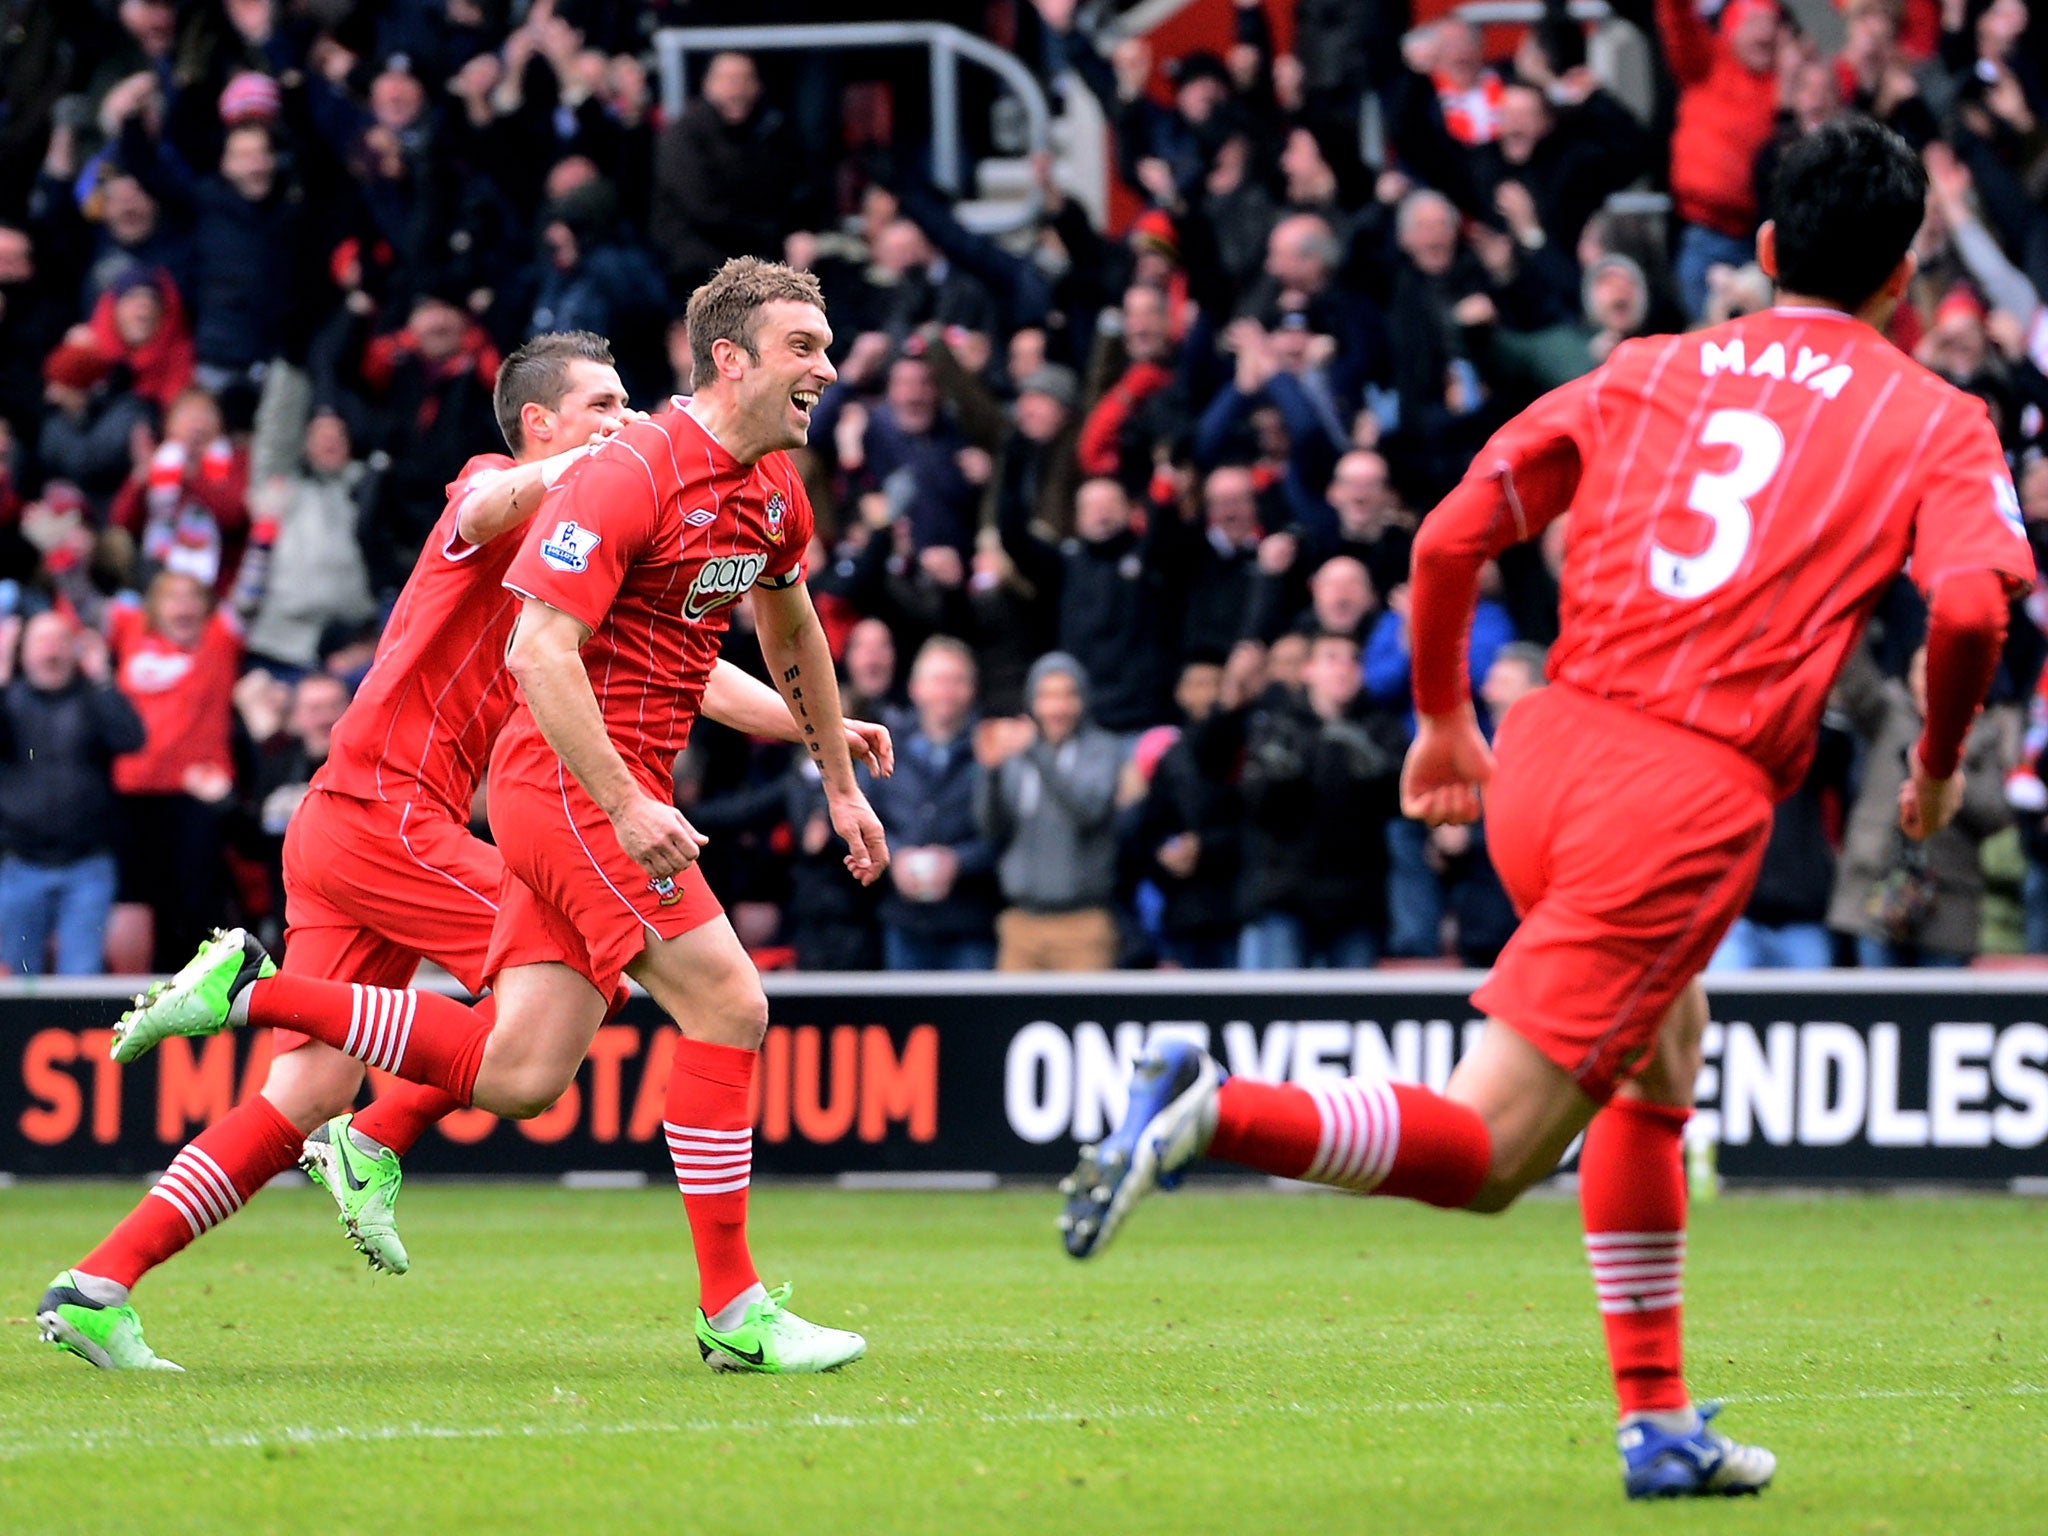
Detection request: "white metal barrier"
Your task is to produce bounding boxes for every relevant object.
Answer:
[653,22,1053,231]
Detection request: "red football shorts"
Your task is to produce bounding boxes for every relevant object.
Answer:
[482,745,723,1009]
[273,788,503,1053]
[1474,683,1774,1103]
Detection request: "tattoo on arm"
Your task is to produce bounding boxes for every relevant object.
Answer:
[782,663,821,756]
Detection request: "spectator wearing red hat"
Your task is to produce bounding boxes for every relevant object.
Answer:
[1658,0,1786,319]
[218,71,282,128]
[1127,209,1197,344]
[1918,283,1996,385]
[39,328,154,514]
[88,264,195,411]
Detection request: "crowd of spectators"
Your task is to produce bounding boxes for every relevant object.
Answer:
[5,0,2048,977]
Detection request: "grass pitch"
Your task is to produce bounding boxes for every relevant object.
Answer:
[1,1183,2042,1536]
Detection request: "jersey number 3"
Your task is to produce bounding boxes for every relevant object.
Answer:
[1651,408,1784,600]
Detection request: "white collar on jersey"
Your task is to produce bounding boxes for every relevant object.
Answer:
[681,400,729,450]
[1768,304,1855,320]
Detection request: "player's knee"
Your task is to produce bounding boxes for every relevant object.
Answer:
[495,1060,578,1120]
[713,976,769,1049]
[1630,1037,1704,1108]
[676,955,768,1048]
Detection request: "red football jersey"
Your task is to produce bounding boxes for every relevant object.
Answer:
[1427,307,2035,796]
[315,453,523,818]
[497,407,813,794]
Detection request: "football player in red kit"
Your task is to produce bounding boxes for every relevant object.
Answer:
[1057,119,2034,1497]
[43,331,890,1371]
[112,262,888,1375]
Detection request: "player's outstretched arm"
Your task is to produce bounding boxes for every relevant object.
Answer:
[1901,569,2011,842]
[506,598,707,879]
[700,658,895,777]
[750,582,891,885]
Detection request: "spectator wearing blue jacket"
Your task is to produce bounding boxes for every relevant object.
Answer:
[816,353,983,560]
[1363,567,1517,719]
[129,121,306,401]
[869,637,999,971]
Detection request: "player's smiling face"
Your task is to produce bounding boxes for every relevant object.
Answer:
[548,361,630,448]
[741,300,836,450]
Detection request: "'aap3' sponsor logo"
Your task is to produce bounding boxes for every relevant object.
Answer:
[683,553,767,620]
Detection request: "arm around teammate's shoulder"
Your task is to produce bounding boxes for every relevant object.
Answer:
[455,444,591,548]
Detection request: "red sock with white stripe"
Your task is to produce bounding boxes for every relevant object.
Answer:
[76,1094,305,1290]
[662,1036,761,1318]
[1206,1076,1490,1207]
[236,976,490,1104]
[1580,1098,1691,1416]
[347,997,497,1153]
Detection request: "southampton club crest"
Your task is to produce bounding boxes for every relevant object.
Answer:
[764,490,787,544]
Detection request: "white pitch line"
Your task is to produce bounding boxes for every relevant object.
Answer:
[1,1383,2040,1462]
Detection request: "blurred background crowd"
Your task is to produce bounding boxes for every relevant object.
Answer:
[6,0,2048,977]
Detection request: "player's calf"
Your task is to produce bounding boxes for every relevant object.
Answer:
[1443,1021,1600,1213]
[260,1039,368,1134]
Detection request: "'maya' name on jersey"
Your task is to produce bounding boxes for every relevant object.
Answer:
[501,406,814,793]
[1472,306,2034,796]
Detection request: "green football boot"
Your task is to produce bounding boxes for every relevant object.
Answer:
[110,928,275,1065]
[300,1114,411,1275]
[694,1284,866,1374]
[37,1272,182,1371]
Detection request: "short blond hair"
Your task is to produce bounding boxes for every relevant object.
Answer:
[685,257,826,384]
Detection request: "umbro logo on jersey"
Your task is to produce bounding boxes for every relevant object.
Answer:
[540,520,600,574]
[684,508,716,528]
[683,553,768,621]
